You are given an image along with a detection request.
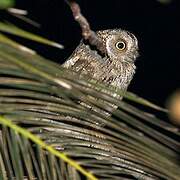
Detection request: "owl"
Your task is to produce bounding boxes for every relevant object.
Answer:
[63,29,139,94]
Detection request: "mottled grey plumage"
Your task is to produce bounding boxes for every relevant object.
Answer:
[63,29,139,119]
[63,29,139,93]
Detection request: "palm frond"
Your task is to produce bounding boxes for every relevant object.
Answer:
[0,33,180,180]
[0,116,97,180]
[0,22,63,49]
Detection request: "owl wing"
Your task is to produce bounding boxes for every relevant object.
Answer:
[62,43,102,78]
[63,56,97,78]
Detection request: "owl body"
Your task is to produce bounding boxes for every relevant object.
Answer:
[63,29,139,93]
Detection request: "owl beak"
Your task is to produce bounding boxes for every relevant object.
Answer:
[135,50,139,59]
[127,50,139,62]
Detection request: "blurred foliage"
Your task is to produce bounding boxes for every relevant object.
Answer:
[156,0,173,4]
[0,0,14,9]
[0,22,63,49]
[167,90,180,126]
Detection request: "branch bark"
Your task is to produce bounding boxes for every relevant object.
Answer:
[65,0,106,54]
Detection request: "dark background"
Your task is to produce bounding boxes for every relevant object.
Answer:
[8,0,180,107]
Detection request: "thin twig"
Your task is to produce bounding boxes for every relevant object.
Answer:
[65,0,106,54]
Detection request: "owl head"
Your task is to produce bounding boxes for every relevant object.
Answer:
[96,29,139,63]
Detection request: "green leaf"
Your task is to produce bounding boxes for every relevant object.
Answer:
[0,116,97,180]
[157,0,173,4]
[0,22,63,49]
[0,0,14,9]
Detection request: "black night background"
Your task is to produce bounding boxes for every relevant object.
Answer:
[8,0,180,107]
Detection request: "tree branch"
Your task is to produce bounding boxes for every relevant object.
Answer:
[65,0,106,54]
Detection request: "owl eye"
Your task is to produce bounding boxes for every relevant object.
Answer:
[115,41,126,50]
